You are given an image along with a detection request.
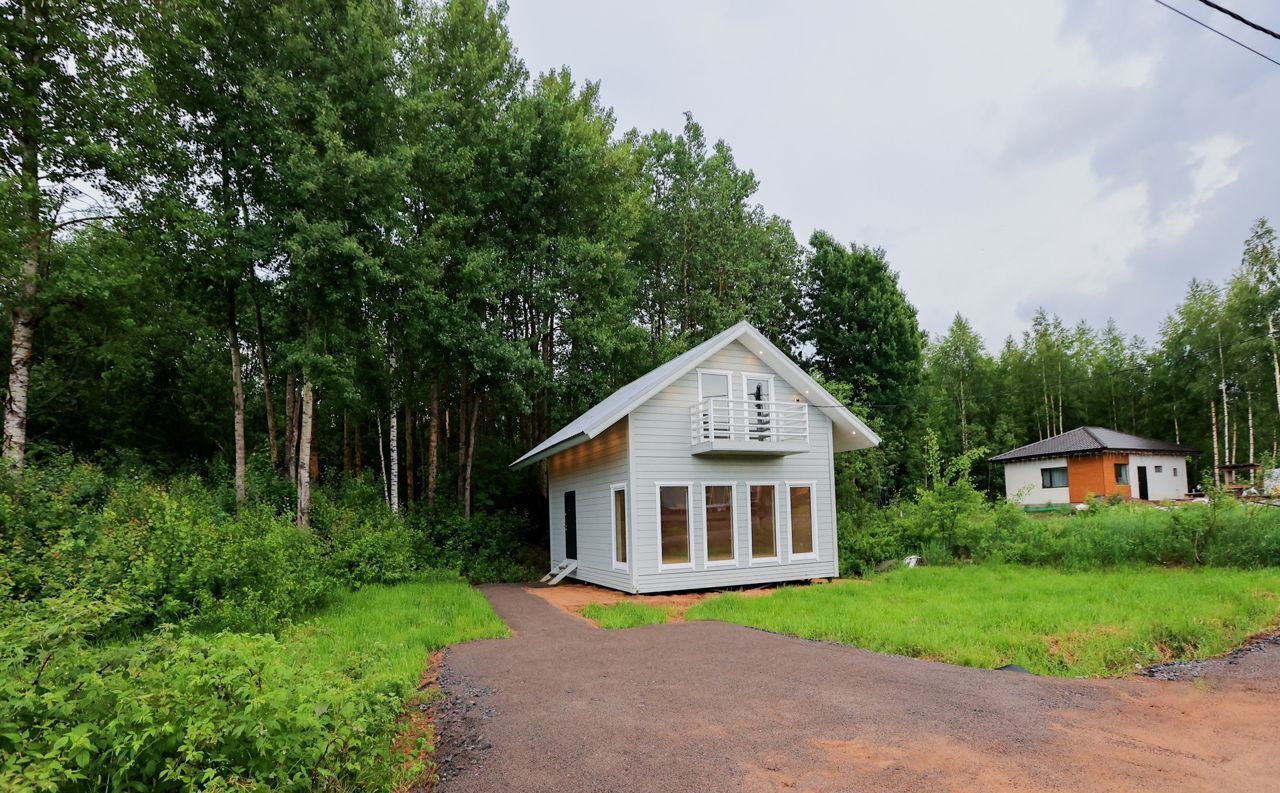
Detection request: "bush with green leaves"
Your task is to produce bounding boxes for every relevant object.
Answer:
[0,591,415,793]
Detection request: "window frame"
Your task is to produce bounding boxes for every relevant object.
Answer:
[696,368,734,401]
[746,481,781,565]
[1114,463,1129,485]
[786,481,819,562]
[610,482,628,572]
[700,481,739,569]
[1041,466,1068,489]
[655,482,694,571]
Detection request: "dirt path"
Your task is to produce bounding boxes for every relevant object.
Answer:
[436,584,1280,792]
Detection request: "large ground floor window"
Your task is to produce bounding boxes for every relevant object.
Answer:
[658,484,692,568]
[611,484,627,570]
[749,484,778,561]
[703,484,736,565]
[788,483,815,558]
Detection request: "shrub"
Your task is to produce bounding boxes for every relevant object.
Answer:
[0,592,411,792]
[839,491,1280,573]
[408,506,541,583]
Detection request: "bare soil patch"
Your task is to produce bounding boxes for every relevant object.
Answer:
[523,580,775,622]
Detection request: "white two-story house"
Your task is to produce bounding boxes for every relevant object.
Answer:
[511,321,880,593]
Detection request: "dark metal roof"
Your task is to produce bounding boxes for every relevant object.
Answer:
[989,426,1198,463]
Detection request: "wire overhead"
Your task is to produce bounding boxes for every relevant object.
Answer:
[1149,0,1280,67]
[1194,0,1280,42]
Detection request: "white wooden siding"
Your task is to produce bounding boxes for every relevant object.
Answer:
[1128,453,1190,501]
[548,417,631,591]
[1003,457,1071,505]
[628,340,839,592]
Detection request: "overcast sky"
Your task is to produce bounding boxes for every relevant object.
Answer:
[504,0,1279,348]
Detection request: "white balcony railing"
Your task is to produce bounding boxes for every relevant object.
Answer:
[689,397,809,448]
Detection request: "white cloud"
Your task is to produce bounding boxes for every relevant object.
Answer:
[505,0,1280,347]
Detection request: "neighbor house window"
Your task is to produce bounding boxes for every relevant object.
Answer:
[703,484,736,565]
[789,484,815,558]
[1114,464,1129,485]
[750,484,777,560]
[1154,465,1163,473]
[611,484,627,569]
[1041,467,1068,488]
[658,485,691,567]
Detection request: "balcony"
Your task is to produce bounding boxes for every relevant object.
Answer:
[689,398,810,456]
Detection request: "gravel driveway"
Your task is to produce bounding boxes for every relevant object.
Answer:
[435,584,1280,792]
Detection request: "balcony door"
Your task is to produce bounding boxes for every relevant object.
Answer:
[698,370,732,439]
[744,375,773,441]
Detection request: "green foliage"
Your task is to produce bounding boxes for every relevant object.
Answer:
[0,577,506,792]
[408,506,542,584]
[579,601,671,629]
[837,484,1280,576]
[686,566,1280,677]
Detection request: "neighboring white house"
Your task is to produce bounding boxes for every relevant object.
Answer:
[511,321,880,594]
[990,426,1196,505]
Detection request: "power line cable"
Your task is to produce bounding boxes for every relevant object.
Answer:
[1194,0,1280,42]
[1148,0,1280,67]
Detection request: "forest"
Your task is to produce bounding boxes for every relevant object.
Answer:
[5,0,1280,530]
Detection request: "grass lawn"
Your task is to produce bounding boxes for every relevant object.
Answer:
[290,572,508,685]
[685,565,1280,677]
[580,601,671,629]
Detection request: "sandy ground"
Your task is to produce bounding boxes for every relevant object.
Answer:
[524,580,777,622]
[436,584,1280,793]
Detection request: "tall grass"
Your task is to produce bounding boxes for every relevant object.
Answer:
[579,601,671,629]
[292,571,509,684]
[686,566,1280,676]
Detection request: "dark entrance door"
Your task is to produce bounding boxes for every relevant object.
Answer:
[1136,466,1149,500]
[564,491,577,559]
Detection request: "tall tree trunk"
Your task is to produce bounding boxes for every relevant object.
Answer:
[1211,399,1221,487]
[1271,315,1280,432]
[1221,381,1230,468]
[457,379,469,504]
[343,412,352,476]
[3,300,37,471]
[405,404,415,504]
[463,392,480,519]
[354,420,362,475]
[427,375,439,504]
[1218,332,1230,468]
[284,373,298,482]
[376,413,389,506]
[5,27,41,472]
[1248,391,1255,465]
[228,289,246,504]
[251,286,279,472]
[295,380,314,527]
[389,352,399,511]
[389,404,399,512]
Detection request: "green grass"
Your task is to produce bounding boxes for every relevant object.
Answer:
[290,572,508,685]
[685,566,1280,677]
[580,601,671,629]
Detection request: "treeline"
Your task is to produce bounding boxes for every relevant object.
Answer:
[3,0,1276,526]
[2,0,860,525]
[923,218,1280,493]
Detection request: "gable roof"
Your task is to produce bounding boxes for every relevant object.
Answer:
[989,426,1198,463]
[510,321,881,469]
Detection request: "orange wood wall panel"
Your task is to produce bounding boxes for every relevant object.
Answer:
[1067,452,1131,502]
